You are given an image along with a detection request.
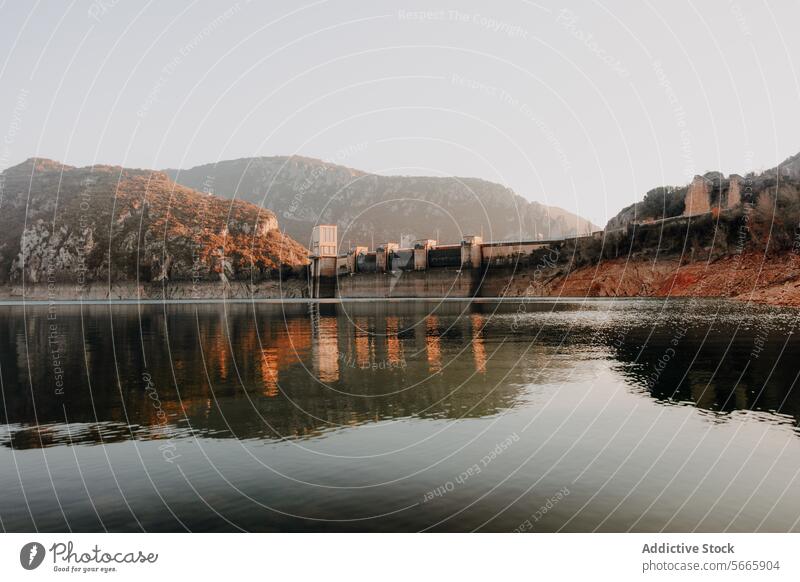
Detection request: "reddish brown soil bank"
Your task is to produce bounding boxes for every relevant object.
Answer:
[489,252,800,307]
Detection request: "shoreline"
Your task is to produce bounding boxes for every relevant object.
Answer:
[3,250,799,307]
[0,294,793,309]
[0,295,683,305]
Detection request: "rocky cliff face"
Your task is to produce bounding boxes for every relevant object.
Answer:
[165,156,599,247]
[0,159,308,290]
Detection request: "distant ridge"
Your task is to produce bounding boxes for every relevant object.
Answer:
[165,156,599,248]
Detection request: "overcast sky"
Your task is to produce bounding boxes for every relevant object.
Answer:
[1,0,799,225]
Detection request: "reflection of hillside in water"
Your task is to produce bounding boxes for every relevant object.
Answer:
[1,302,559,449]
[598,303,800,429]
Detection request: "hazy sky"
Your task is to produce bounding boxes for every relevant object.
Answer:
[1,0,799,225]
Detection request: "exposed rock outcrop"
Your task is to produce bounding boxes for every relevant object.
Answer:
[0,158,307,294]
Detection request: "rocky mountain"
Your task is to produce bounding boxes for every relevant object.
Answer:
[0,158,308,290]
[165,156,599,248]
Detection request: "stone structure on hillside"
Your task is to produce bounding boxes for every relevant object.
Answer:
[684,175,713,216]
[727,174,742,209]
[683,172,746,217]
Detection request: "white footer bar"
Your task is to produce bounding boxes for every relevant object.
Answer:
[0,533,797,581]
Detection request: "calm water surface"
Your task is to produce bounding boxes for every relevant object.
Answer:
[1,298,799,532]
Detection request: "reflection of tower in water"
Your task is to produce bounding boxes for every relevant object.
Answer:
[355,317,372,368]
[308,302,321,333]
[386,316,403,367]
[313,313,340,383]
[426,315,442,373]
[208,313,229,381]
[471,313,487,373]
[260,347,279,397]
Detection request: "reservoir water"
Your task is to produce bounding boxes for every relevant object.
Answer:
[1,298,799,532]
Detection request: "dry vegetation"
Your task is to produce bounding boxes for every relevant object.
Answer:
[0,158,308,287]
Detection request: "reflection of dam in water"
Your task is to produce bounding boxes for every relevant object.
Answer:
[0,302,529,448]
[2,299,800,451]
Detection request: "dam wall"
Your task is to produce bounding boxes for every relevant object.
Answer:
[335,267,549,299]
[336,268,481,298]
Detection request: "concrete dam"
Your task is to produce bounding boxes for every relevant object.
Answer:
[308,225,602,299]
